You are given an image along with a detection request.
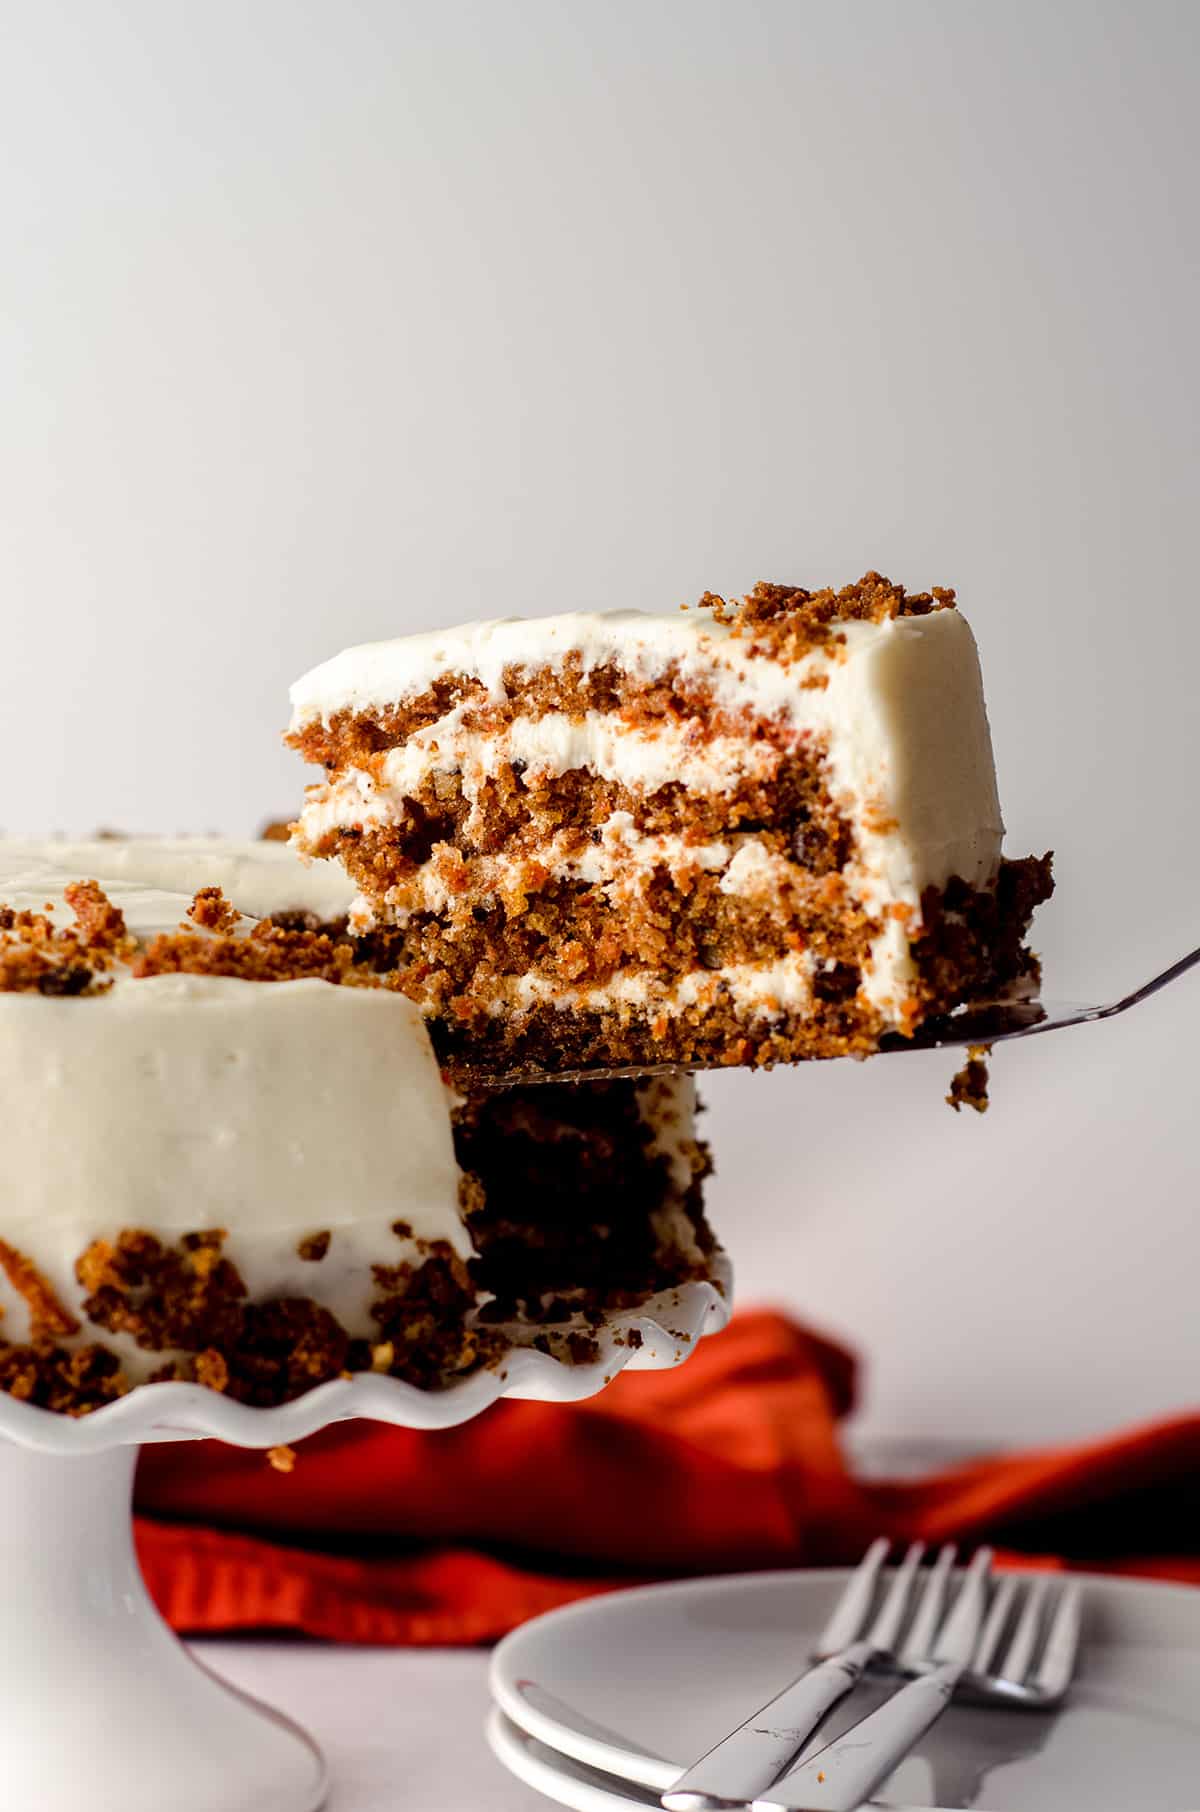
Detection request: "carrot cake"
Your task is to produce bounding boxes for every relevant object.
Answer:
[0,857,716,1413]
[286,576,1053,1075]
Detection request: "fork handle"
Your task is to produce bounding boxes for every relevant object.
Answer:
[660,1641,874,1812]
[754,1659,964,1812]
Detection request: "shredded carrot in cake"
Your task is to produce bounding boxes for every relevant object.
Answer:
[0,1240,81,1339]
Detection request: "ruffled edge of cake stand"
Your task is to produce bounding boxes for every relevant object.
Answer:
[0,1253,733,1453]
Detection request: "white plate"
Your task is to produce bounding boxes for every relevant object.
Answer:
[489,1707,663,1811]
[488,1707,984,1812]
[491,1567,1200,1811]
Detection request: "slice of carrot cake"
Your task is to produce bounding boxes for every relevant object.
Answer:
[286,575,1052,1075]
[0,861,718,1412]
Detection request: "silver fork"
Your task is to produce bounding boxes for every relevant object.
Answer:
[755,1563,1081,1812]
[662,1543,1080,1812]
[663,1540,967,1812]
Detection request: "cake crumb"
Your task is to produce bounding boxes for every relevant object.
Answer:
[267,1444,296,1473]
[194,1349,229,1393]
[699,572,954,662]
[0,880,135,995]
[63,879,129,952]
[187,886,241,934]
[946,1044,992,1114]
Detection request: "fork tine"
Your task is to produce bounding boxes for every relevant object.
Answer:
[815,1537,891,1653]
[898,1542,955,1664]
[973,1572,1019,1674]
[1034,1581,1082,1697]
[865,1541,925,1652]
[1000,1574,1051,1681]
[934,1547,994,1664]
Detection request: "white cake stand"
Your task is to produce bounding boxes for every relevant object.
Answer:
[0,1264,728,1812]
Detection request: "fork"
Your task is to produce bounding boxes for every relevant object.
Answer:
[662,1541,971,1812]
[661,1543,1080,1812]
[756,1564,1081,1812]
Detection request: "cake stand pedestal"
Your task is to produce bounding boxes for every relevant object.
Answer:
[0,1264,729,1811]
[0,1440,325,1812]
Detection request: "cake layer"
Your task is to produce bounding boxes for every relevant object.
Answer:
[416,856,1052,1070]
[461,1074,712,1320]
[287,578,1050,1070]
[0,865,719,1410]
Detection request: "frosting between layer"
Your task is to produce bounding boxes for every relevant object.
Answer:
[489,951,818,1020]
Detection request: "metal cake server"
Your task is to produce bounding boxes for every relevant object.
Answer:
[470,939,1200,1086]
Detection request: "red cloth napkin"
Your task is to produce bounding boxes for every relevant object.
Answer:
[133,1311,1200,1645]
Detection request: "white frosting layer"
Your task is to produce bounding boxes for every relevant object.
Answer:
[637,1076,709,1270]
[291,606,1004,1021]
[288,607,862,725]
[637,1075,703,1194]
[474,951,818,1021]
[0,863,468,1375]
[0,868,262,948]
[0,837,356,924]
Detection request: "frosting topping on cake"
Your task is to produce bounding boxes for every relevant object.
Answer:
[0,837,355,924]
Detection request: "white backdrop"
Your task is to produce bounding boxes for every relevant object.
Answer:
[3,0,1197,1445]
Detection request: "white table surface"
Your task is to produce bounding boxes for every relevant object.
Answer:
[194,1639,540,1811]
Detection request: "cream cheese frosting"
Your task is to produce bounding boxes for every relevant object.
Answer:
[0,836,355,924]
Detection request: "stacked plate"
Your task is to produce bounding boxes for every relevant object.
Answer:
[487,1568,1200,1811]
